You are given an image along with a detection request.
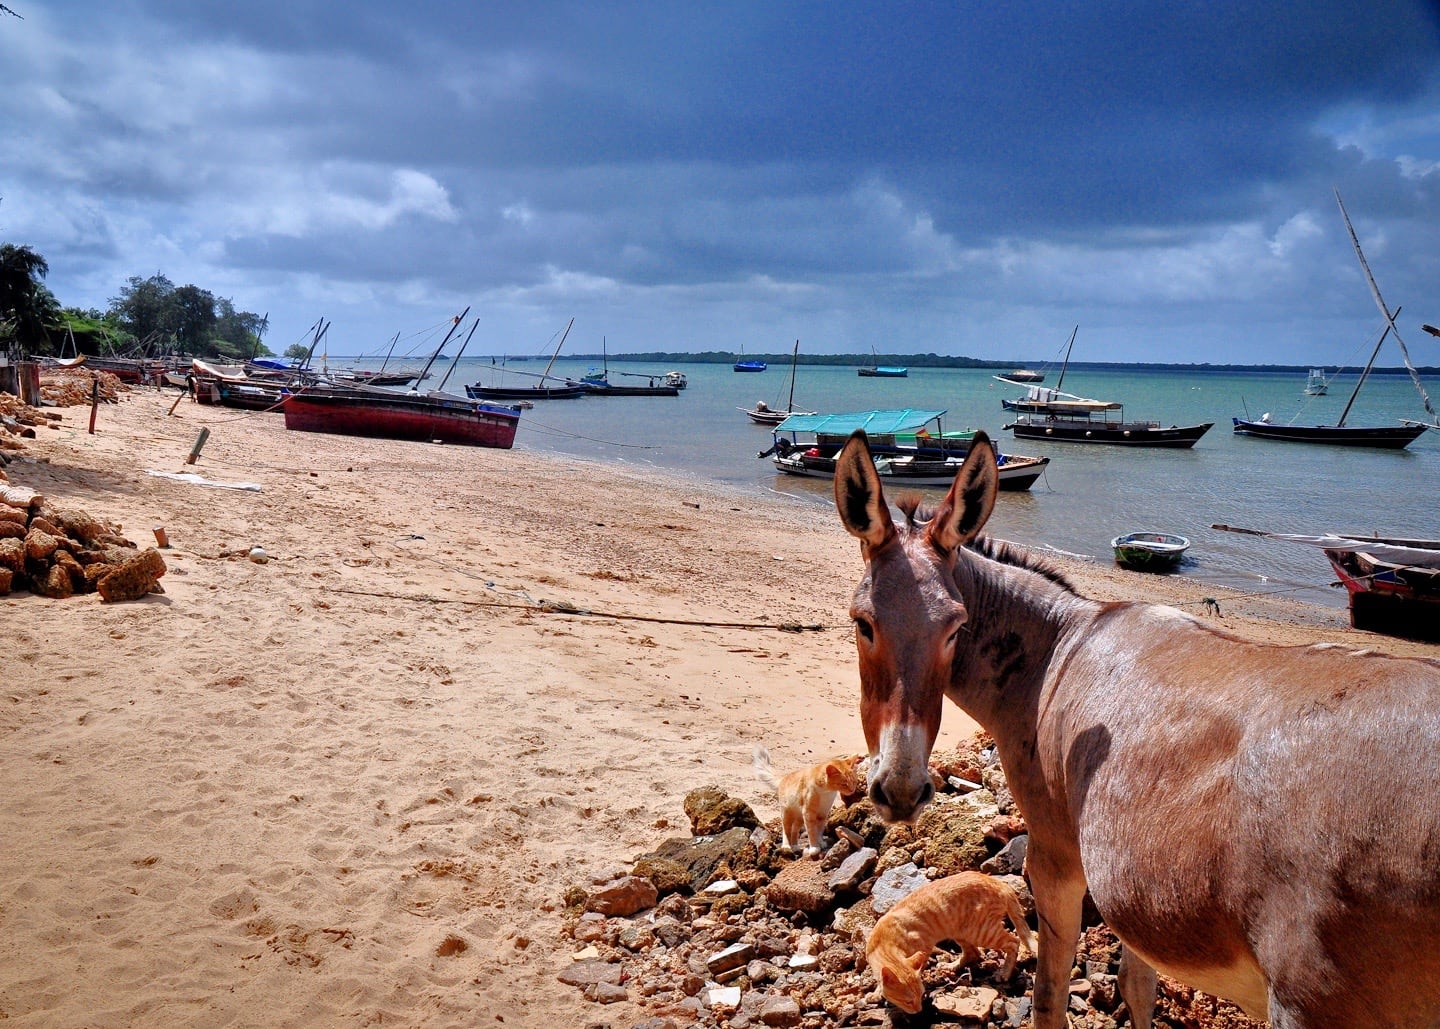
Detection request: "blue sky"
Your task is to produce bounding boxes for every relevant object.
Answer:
[2,1,1438,364]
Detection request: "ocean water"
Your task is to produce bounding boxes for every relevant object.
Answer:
[358,355,1440,611]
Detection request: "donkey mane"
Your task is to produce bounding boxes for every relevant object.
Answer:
[894,492,1075,593]
[966,535,1076,594]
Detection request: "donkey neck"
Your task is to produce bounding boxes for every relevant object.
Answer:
[947,541,1101,742]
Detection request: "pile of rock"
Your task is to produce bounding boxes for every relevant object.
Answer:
[0,391,58,446]
[0,476,166,601]
[559,735,1259,1029]
[38,367,127,407]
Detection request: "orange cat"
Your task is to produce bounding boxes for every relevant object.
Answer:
[865,871,1037,1014]
[752,746,864,857]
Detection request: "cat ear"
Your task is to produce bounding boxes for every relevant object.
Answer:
[909,950,929,970]
[878,965,900,989]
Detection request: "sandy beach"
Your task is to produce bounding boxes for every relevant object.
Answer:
[2,386,1433,1028]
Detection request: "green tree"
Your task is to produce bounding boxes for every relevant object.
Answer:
[0,243,59,354]
[108,274,269,359]
[213,299,270,358]
[59,307,131,356]
[109,273,177,347]
[171,283,217,352]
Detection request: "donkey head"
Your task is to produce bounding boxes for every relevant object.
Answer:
[834,429,999,823]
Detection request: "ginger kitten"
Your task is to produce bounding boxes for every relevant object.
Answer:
[752,746,864,857]
[865,871,1037,1014]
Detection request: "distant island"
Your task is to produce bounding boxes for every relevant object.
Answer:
[317,349,1439,375]
[559,352,1440,376]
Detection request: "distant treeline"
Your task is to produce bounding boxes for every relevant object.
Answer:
[565,351,1440,375]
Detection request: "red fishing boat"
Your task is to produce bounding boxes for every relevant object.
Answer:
[282,384,521,448]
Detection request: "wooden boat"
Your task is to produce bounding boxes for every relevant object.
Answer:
[1233,191,1437,449]
[577,340,679,396]
[283,384,520,448]
[333,369,421,387]
[578,371,678,397]
[765,408,1049,491]
[1230,416,1426,448]
[996,368,1045,384]
[1000,327,1211,447]
[858,348,908,377]
[1213,525,1440,642]
[857,345,907,377]
[283,307,520,447]
[467,318,588,401]
[215,378,286,411]
[857,365,908,378]
[86,355,164,385]
[466,381,586,400]
[1111,532,1191,572]
[741,339,814,424]
[1008,410,1213,447]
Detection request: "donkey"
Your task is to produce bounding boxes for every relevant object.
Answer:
[834,429,1440,1028]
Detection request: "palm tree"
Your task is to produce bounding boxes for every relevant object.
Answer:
[0,244,59,353]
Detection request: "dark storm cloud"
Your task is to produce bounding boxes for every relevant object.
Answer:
[2,0,1438,359]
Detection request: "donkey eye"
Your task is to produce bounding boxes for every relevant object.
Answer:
[854,617,874,643]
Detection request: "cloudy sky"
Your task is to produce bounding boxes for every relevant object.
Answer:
[3,2,1438,364]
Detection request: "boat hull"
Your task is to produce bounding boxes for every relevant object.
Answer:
[465,383,587,401]
[215,379,286,411]
[579,382,679,397]
[858,367,908,377]
[1111,533,1190,572]
[734,361,767,373]
[774,452,1048,491]
[1009,418,1213,448]
[1325,541,1440,642]
[1231,418,1428,449]
[283,389,520,448]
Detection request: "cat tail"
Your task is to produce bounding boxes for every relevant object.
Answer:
[751,745,780,790]
[1004,886,1038,957]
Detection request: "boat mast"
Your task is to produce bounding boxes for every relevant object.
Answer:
[786,339,800,412]
[1055,325,1078,392]
[1335,188,1438,425]
[414,306,471,390]
[377,331,401,375]
[538,317,575,385]
[302,319,329,373]
[436,318,479,395]
[1336,317,1394,429]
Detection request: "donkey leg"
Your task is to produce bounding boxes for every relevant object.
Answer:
[1117,945,1157,1029]
[1027,865,1088,1029]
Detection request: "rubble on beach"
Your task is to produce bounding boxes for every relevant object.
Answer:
[559,735,1261,1029]
[0,369,164,600]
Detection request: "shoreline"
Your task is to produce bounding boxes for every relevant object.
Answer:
[2,387,1433,1027]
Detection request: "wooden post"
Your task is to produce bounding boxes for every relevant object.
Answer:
[167,388,187,416]
[88,379,100,434]
[185,427,210,465]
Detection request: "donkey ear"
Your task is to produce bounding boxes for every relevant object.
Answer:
[834,431,895,551]
[928,430,999,552]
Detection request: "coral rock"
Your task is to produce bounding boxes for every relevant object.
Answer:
[97,547,167,603]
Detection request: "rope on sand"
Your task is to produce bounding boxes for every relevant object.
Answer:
[307,584,830,632]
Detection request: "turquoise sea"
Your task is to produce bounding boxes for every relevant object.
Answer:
[355,354,1440,612]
